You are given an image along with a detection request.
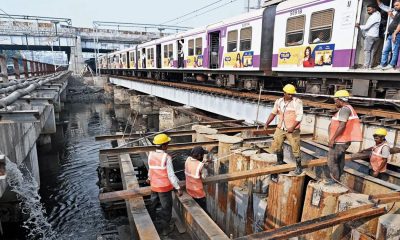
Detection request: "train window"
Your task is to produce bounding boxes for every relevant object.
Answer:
[147,49,151,59]
[195,38,202,55]
[129,52,134,62]
[164,45,168,58]
[240,27,252,51]
[285,15,305,46]
[188,39,194,56]
[227,30,238,52]
[168,44,173,58]
[309,9,334,43]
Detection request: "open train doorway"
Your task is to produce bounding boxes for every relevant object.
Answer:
[209,31,220,69]
[156,44,162,68]
[177,39,184,68]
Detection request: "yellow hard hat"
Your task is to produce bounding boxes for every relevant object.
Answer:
[333,90,350,98]
[374,128,387,137]
[283,84,297,94]
[153,133,171,145]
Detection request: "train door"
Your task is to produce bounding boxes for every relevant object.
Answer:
[156,44,162,68]
[209,31,220,69]
[177,39,184,68]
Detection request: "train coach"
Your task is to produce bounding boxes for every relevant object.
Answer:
[99,0,400,102]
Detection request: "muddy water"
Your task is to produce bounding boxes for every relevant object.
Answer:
[38,103,123,240]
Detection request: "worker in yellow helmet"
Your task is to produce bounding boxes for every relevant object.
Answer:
[325,90,362,185]
[360,128,390,179]
[265,84,304,176]
[147,133,183,236]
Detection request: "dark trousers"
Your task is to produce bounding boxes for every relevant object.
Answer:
[325,143,350,180]
[149,191,173,229]
[194,197,207,212]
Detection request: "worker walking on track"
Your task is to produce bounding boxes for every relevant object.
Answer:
[264,84,304,175]
[326,90,362,185]
[360,128,390,179]
[147,133,183,236]
[184,146,210,212]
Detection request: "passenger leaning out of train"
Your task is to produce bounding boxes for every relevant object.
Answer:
[325,90,363,185]
[264,84,303,175]
[147,133,183,236]
[356,4,381,69]
[184,146,211,212]
[374,0,400,70]
[360,128,390,179]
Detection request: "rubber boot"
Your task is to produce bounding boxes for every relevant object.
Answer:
[294,157,303,175]
[271,152,284,181]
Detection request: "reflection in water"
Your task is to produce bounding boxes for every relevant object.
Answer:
[39,103,122,240]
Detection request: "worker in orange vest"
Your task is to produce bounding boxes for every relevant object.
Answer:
[184,146,210,211]
[147,133,183,236]
[265,84,304,175]
[326,90,362,185]
[360,128,390,179]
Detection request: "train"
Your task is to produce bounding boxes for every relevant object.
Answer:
[99,0,400,102]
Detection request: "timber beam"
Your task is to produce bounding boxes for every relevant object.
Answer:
[99,148,400,202]
[0,110,40,123]
[235,204,387,240]
[95,125,275,141]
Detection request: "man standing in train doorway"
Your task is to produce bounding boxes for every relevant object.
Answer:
[325,90,362,185]
[264,84,304,175]
[147,133,183,236]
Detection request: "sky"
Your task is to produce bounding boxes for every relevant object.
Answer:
[2,0,258,29]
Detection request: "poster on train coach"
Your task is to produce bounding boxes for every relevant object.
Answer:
[224,51,254,68]
[186,55,203,68]
[278,44,335,68]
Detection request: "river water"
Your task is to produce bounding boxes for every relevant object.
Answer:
[38,102,123,240]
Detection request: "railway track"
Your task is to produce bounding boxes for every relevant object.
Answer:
[109,75,400,121]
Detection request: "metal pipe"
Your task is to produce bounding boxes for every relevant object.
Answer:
[262,90,400,104]
[0,72,66,109]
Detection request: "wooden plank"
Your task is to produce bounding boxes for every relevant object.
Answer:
[235,205,386,240]
[173,192,230,240]
[100,149,400,202]
[117,139,160,240]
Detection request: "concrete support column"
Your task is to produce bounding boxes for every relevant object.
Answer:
[216,135,243,230]
[22,59,29,79]
[12,58,20,79]
[336,193,378,239]
[301,181,349,239]
[159,107,193,131]
[113,86,131,105]
[130,95,158,114]
[0,54,8,83]
[37,134,52,152]
[376,214,400,240]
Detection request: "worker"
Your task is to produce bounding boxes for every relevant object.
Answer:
[325,90,362,185]
[147,133,183,236]
[184,146,210,211]
[264,84,304,175]
[361,128,390,179]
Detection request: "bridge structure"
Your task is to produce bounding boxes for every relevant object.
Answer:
[0,14,191,75]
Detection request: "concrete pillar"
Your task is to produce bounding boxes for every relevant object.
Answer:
[22,59,28,79]
[42,106,56,134]
[130,95,158,114]
[301,181,349,239]
[376,214,400,240]
[216,135,243,230]
[37,134,52,152]
[337,193,378,239]
[159,107,193,131]
[0,54,8,83]
[68,36,85,74]
[113,87,131,105]
[265,172,306,229]
[12,58,20,79]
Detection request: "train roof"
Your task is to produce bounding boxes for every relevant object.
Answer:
[276,0,317,11]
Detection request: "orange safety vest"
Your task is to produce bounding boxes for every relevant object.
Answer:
[329,105,362,143]
[148,151,174,192]
[185,157,206,199]
[276,98,301,130]
[370,142,390,173]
